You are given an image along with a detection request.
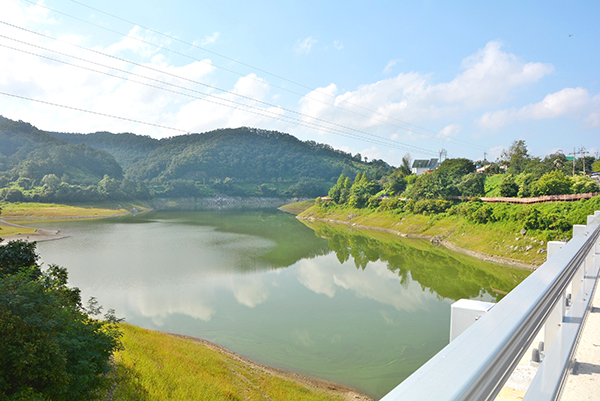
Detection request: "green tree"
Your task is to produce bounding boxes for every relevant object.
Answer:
[399,153,412,176]
[348,175,381,207]
[592,159,600,173]
[411,171,448,200]
[437,158,476,181]
[0,237,123,401]
[458,173,485,197]
[328,174,347,203]
[534,170,573,195]
[41,174,61,191]
[3,188,24,202]
[499,174,519,197]
[97,175,121,199]
[516,173,536,198]
[382,173,407,195]
[572,175,600,194]
[501,140,531,174]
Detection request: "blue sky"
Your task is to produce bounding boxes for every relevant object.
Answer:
[1,0,598,165]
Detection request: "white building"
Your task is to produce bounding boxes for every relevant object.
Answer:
[411,158,439,175]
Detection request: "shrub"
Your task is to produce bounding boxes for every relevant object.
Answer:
[516,173,536,198]
[0,241,123,400]
[378,198,400,211]
[471,204,494,224]
[408,199,452,215]
[534,170,572,196]
[572,175,600,194]
[499,174,519,197]
[366,197,381,209]
[458,173,485,197]
[519,207,541,230]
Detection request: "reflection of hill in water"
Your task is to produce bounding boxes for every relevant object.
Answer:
[303,221,531,301]
[123,209,529,300]
[134,208,332,268]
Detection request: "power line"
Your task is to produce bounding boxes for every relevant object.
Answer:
[0,25,439,156]
[21,0,487,153]
[0,91,189,133]
[1,89,440,156]
[0,41,419,153]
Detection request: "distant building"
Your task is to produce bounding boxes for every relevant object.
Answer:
[411,158,439,175]
[476,164,492,173]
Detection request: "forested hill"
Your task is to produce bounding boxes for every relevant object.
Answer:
[0,117,123,184]
[0,116,390,201]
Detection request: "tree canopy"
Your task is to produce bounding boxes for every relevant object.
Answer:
[0,232,122,400]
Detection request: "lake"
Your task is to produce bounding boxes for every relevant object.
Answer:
[35,208,529,398]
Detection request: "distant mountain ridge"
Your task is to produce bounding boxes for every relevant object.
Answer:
[0,116,390,201]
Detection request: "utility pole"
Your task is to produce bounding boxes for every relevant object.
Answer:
[580,146,588,174]
[439,148,447,163]
[569,148,576,177]
[483,151,487,163]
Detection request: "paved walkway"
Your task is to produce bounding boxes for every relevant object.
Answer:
[496,273,600,400]
[560,278,600,400]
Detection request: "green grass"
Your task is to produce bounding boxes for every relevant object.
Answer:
[0,201,151,237]
[0,201,152,221]
[279,200,315,214]
[0,202,129,219]
[106,324,349,401]
[0,222,37,237]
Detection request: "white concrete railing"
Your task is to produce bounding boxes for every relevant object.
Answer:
[380,211,600,401]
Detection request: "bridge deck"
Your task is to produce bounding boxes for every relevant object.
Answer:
[496,277,600,401]
[560,280,600,401]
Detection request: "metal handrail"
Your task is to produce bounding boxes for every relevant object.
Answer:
[380,213,600,401]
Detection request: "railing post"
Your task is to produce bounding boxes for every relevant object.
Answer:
[544,241,566,351]
[571,225,587,298]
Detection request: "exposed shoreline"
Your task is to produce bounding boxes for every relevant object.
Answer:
[157,330,375,401]
[297,215,538,270]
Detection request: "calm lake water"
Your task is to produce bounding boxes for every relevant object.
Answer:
[35,208,529,398]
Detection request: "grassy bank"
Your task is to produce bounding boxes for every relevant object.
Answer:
[0,201,151,239]
[106,324,367,401]
[278,199,315,214]
[0,201,148,220]
[297,198,600,267]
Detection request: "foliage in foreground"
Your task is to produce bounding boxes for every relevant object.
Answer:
[0,238,122,400]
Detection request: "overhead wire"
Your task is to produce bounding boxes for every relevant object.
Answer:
[21,0,486,153]
[0,91,190,133]
[0,24,439,156]
[0,42,435,154]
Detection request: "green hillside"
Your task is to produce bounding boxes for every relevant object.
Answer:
[0,116,390,202]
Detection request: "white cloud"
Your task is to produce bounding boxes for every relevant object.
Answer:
[433,41,553,107]
[333,40,344,50]
[487,145,505,161]
[174,73,286,135]
[383,59,400,74]
[231,277,269,308]
[294,36,317,54]
[438,124,461,139]
[3,0,54,27]
[477,87,599,129]
[296,254,438,313]
[200,32,220,46]
[298,41,554,132]
[105,26,161,57]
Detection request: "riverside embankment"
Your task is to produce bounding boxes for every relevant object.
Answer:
[294,202,554,269]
